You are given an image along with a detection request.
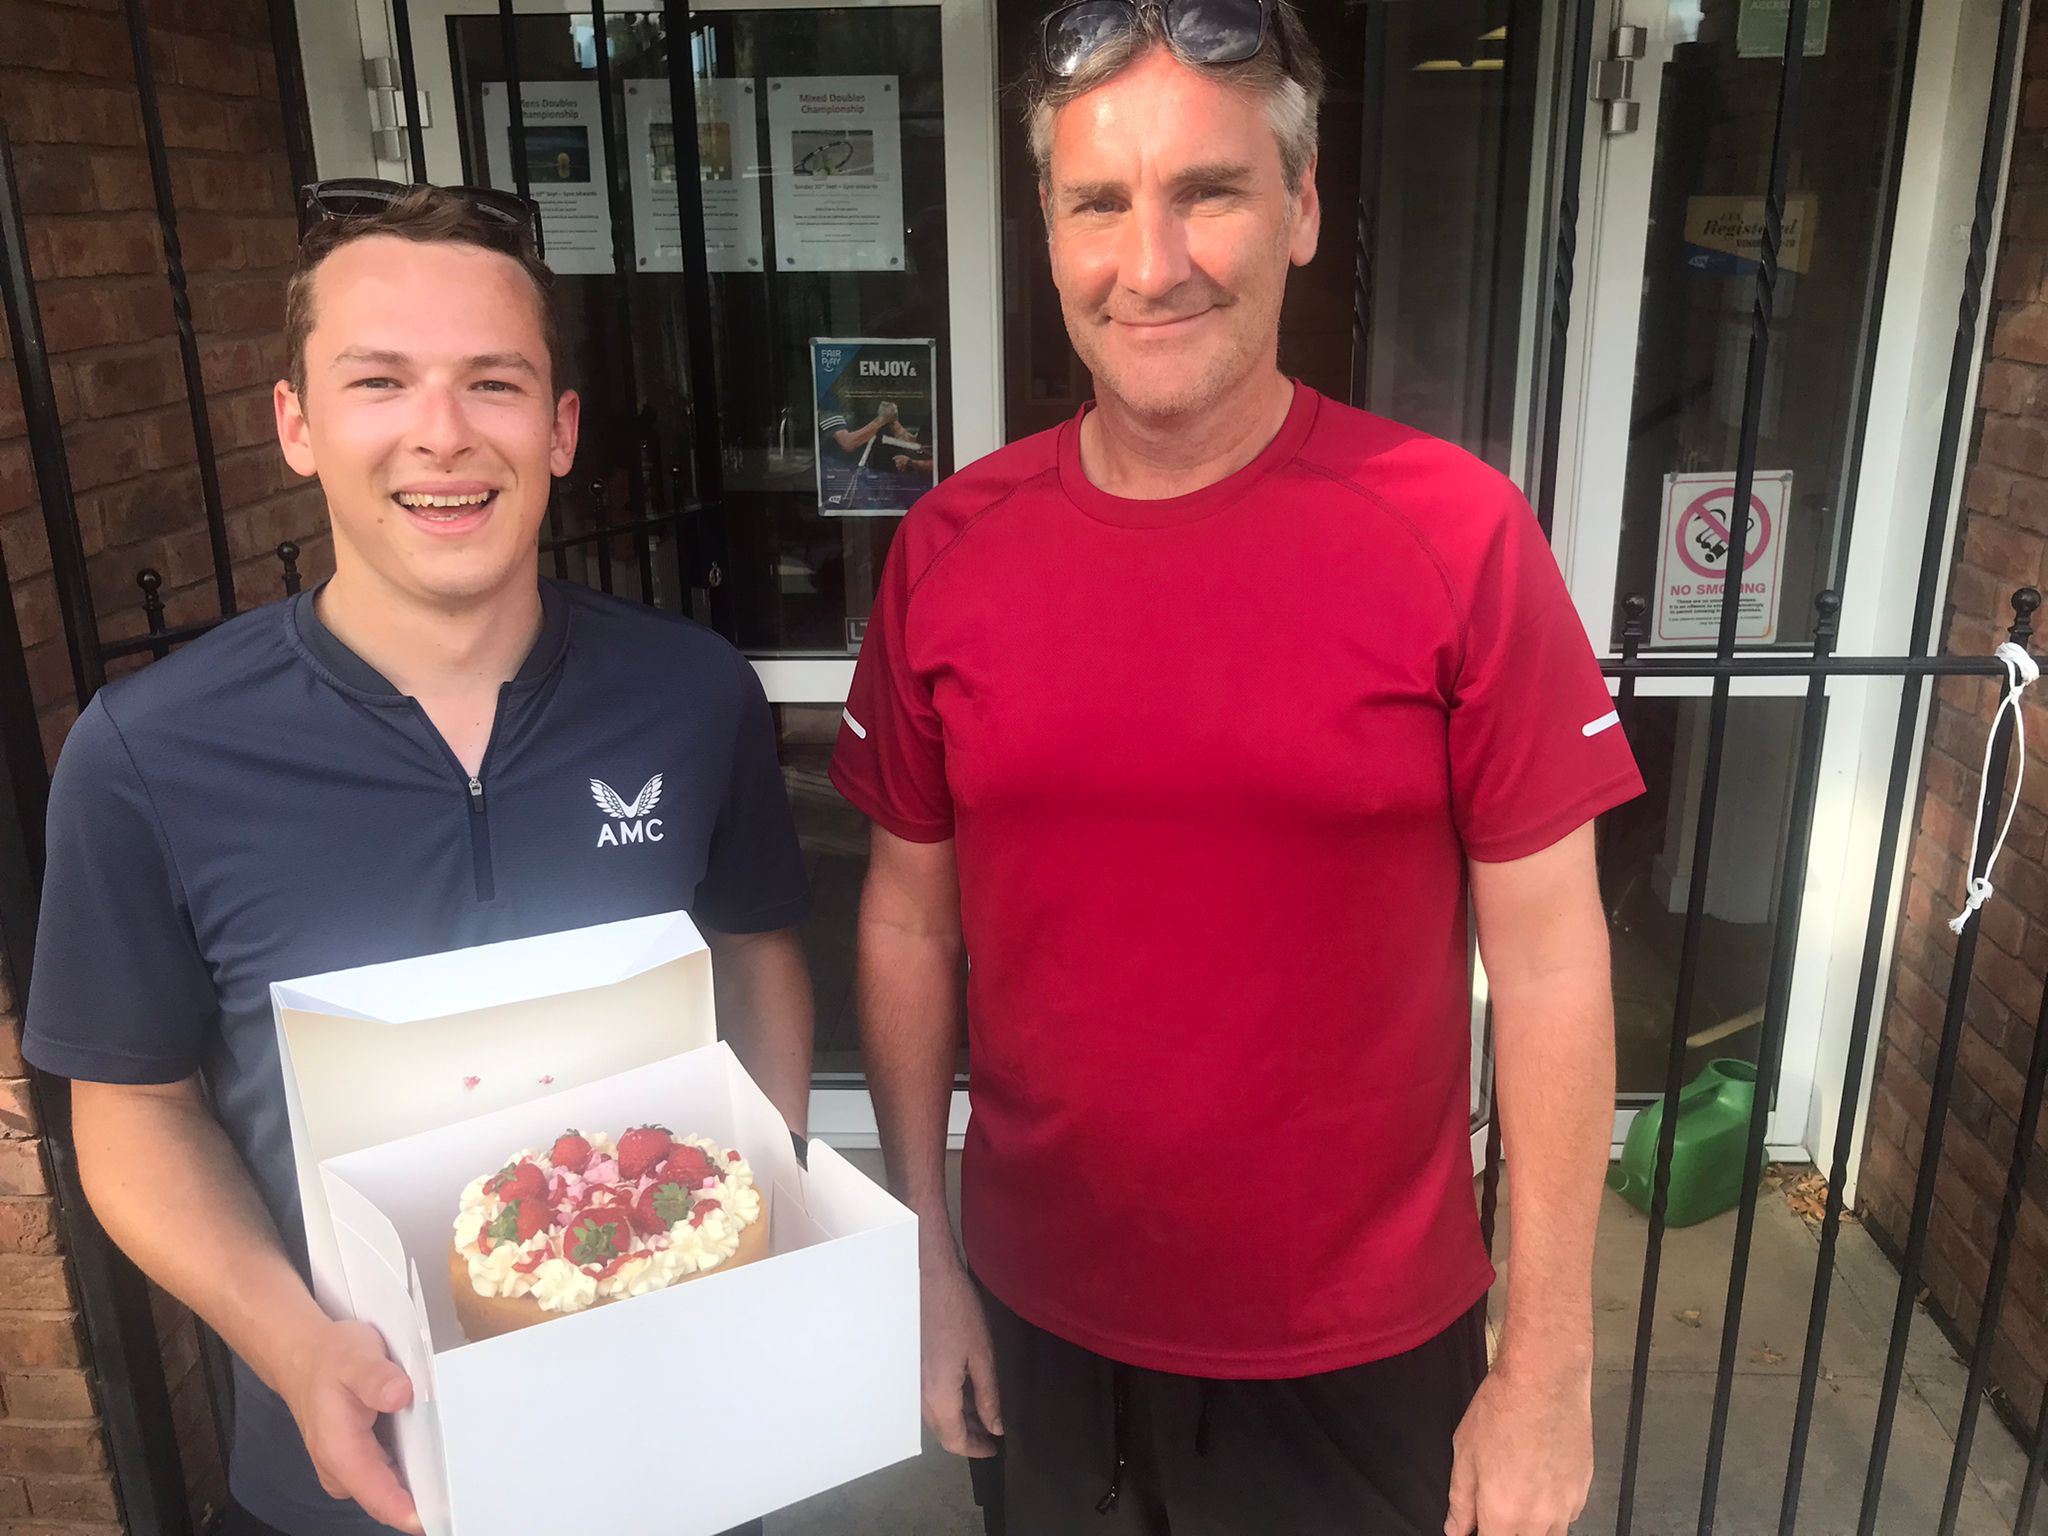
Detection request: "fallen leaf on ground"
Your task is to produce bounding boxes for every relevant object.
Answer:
[1756,1342,1786,1365]
[1775,1166,1865,1231]
[1675,1307,1703,1328]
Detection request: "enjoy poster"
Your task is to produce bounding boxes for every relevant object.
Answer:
[812,338,937,517]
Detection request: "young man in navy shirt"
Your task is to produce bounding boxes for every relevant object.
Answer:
[23,186,814,1536]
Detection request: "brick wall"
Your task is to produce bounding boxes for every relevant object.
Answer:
[0,958,122,1532]
[1859,10,2048,1432]
[0,0,331,763]
[0,0,326,1530]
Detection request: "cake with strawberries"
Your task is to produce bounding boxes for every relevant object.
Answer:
[449,1124,769,1340]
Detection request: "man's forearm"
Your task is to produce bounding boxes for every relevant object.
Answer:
[73,1078,330,1395]
[708,927,815,1136]
[856,916,963,1260]
[1491,963,1613,1376]
[834,416,888,453]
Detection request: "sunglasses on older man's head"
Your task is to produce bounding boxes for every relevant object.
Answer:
[296,178,542,249]
[1040,0,1274,76]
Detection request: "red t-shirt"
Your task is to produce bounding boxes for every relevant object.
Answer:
[830,383,1643,1377]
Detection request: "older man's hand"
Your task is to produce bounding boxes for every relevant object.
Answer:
[1443,1356,1592,1536]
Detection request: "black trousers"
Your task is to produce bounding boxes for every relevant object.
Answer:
[971,1284,1489,1536]
[221,1502,765,1536]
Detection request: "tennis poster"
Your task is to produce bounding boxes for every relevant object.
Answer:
[768,77,905,271]
[812,338,937,517]
[480,82,611,275]
[623,78,764,274]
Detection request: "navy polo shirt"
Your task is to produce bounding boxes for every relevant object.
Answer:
[23,579,808,1535]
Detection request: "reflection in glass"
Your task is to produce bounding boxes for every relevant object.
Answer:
[1601,696,1803,1096]
[779,705,967,1077]
[1355,0,1543,474]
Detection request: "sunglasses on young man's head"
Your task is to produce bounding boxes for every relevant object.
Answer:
[1040,0,1275,77]
[296,178,542,249]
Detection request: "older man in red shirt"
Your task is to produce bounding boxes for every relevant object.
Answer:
[830,3,1643,1531]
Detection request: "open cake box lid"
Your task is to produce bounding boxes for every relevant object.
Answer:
[269,910,718,1325]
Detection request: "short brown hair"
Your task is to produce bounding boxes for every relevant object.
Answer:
[284,184,562,402]
[1021,1,1325,196]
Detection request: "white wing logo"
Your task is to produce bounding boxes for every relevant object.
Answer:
[590,775,663,819]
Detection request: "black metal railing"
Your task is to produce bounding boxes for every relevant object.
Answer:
[1485,0,2048,1530]
[1530,0,1598,538]
[0,0,2040,1532]
[1573,587,2043,1535]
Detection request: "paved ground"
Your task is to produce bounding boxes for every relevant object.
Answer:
[762,1156,2035,1535]
[1559,1185,2030,1535]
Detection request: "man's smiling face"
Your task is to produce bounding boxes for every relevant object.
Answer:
[274,234,578,609]
[1042,47,1319,419]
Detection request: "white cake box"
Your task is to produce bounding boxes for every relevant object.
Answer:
[270,910,920,1536]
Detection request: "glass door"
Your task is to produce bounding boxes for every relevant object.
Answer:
[1556,0,1921,1149]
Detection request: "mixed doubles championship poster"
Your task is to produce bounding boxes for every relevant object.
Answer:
[811,338,938,516]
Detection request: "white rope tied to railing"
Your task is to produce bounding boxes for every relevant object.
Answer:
[1950,640,2041,935]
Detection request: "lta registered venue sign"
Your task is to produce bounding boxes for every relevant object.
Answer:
[1651,471,1792,645]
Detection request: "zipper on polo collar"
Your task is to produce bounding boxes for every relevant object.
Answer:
[464,771,496,900]
[404,691,504,903]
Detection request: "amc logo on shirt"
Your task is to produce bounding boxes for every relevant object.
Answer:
[589,774,665,847]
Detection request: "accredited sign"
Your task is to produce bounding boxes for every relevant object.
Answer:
[1652,471,1792,645]
[1738,0,1831,57]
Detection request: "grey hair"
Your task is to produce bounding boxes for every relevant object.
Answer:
[1022,1,1325,196]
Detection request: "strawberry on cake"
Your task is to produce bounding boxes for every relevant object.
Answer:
[449,1125,769,1339]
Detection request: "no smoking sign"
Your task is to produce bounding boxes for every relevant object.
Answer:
[1652,471,1792,644]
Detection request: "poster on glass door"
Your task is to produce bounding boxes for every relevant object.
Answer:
[481,81,612,275]
[622,79,765,273]
[768,77,905,271]
[1682,193,1818,277]
[1651,471,1792,645]
[812,338,937,516]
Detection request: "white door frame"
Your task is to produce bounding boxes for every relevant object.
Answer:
[1551,0,2022,1163]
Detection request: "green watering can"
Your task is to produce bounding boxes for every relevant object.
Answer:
[1608,1059,1758,1228]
